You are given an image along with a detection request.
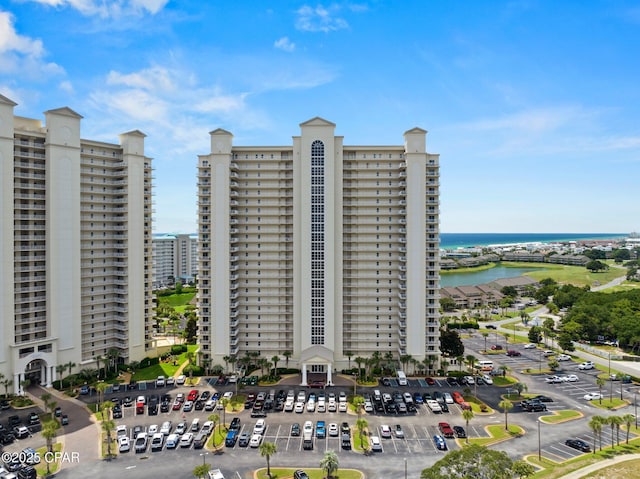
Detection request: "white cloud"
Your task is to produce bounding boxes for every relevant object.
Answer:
[106,66,177,92]
[25,0,168,18]
[59,80,74,93]
[0,10,64,77]
[274,36,295,52]
[295,4,349,32]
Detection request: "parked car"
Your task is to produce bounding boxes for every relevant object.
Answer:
[438,422,455,438]
[166,433,180,449]
[291,423,301,436]
[565,438,591,452]
[579,361,595,370]
[369,435,382,452]
[557,354,572,361]
[584,392,603,400]
[486,324,497,330]
[249,433,262,448]
[506,350,521,357]
[453,426,466,438]
[532,395,553,403]
[394,424,404,438]
[433,434,447,451]
[380,424,392,439]
[179,432,194,448]
[118,436,130,453]
[490,345,503,350]
[238,432,250,447]
[523,343,537,349]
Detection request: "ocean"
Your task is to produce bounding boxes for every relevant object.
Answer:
[439,233,626,250]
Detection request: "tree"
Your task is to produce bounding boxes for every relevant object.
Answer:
[499,399,513,430]
[56,364,66,389]
[462,409,474,444]
[220,398,229,425]
[19,378,30,396]
[608,415,623,447]
[101,402,116,458]
[1,378,13,398]
[439,297,457,312]
[96,381,108,409]
[41,419,60,476]
[222,356,231,373]
[65,361,77,383]
[557,332,575,352]
[439,329,464,358]
[513,382,528,397]
[528,326,543,344]
[421,444,516,479]
[465,354,477,373]
[271,356,280,377]
[622,413,635,444]
[501,286,518,298]
[596,377,606,405]
[588,416,604,452]
[283,351,292,368]
[208,413,220,447]
[192,464,211,479]
[354,357,365,379]
[259,441,277,478]
[512,460,536,478]
[586,260,608,273]
[321,450,340,478]
[356,418,368,452]
[353,396,365,418]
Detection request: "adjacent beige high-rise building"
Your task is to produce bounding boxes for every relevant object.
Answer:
[197,118,440,383]
[152,233,198,288]
[0,95,154,393]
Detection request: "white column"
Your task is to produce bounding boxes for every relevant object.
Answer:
[326,365,332,386]
[300,364,308,386]
[47,366,54,388]
[40,364,47,386]
[14,373,21,395]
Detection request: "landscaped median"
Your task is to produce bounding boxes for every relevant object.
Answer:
[255,468,364,479]
[539,410,584,424]
[464,424,525,447]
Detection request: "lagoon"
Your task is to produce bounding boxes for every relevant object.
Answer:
[440,265,546,287]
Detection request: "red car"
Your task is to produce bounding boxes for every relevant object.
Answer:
[490,345,503,350]
[451,391,465,405]
[172,400,182,411]
[438,422,455,438]
[187,390,199,402]
[425,377,436,386]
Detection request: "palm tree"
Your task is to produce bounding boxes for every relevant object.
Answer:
[499,399,513,430]
[1,378,13,398]
[271,356,280,377]
[220,398,229,426]
[283,351,292,368]
[259,441,277,478]
[19,378,30,396]
[354,357,365,379]
[101,414,116,458]
[107,348,121,375]
[96,381,108,409]
[320,450,340,479]
[208,413,220,447]
[456,355,464,372]
[596,377,606,405]
[608,415,623,447]
[55,364,66,389]
[622,413,635,444]
[513,382,528,398]
[353,396,365,419]
[588,416,604,452]
[228,355,237,375]
[356,418,368,452]
[462,409,474,444]
[41,419,60,476]
[222,356,231,374]
[465,354,477,373]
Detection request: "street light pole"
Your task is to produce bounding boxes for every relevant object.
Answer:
[404,457,407,479]
[635,391,638,429]
[200,452,208,466]
[537,418,541,461]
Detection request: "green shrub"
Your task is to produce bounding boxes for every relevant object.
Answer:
[171,344,187,355]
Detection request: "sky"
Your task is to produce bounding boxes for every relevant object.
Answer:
[1,0,639,234]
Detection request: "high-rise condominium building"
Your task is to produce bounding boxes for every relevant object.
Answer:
[0,95,154,393]
[197,118,440,384]
[152,233,198,288]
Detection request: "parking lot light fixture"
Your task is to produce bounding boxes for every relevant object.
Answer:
[200,452,209,466]
[404,457,407,479]
[537,417,541,461]
[635,390,638,429]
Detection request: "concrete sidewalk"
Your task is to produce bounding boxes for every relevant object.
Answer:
[559,453,640,479]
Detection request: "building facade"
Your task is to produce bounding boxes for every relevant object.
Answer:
[152,233,198,288]
[197,118,441,383]
[0,95,154,393]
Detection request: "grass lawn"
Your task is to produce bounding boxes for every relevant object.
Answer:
[492,376,519,387]
[35,443,62,477]
[527,433,640,478]
[441,263,497,274]
[588,397,629,410]
[259,468,364,479]
[158,292,196,308]
[467,424,525,447]
[127,344,198,381]
[604,282,640,293]
[539,409,583,424]
[352,430,369,453]
[581,458,640,478]
[206,424,227,450]
[463,395,493,413]
[501,261,626,287]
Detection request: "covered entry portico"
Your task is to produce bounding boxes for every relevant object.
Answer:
[299,345,335,387]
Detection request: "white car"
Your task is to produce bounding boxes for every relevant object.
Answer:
[306,400,316,412]
[584,392,603,401]
[297,391,306,403]
[426,399,442,413]
[303,421,314,433]
[338,401,348,412]
[284,400,294,412]
[481,374,493,385]
[249,433,262,448]
[579,362,595,370]
[175,422,187,435]
[160,421,172,435]
[148,424,159,434]
[253,419,266,435]
[524,343,537,349]
[328,423,339,437]
[563,374,579,382]
[364,401,373,412]
[118,436,130,453]
[179,432,194,447]
[294,402,305,413]
[370,435,382,452]
[443,392,454,404]
[176,375,186,385]
[116,425,128,438]
[155,375,165,387]
[557,354,572,361]
[328,400,337,412]
[380,425,392,438]
[223,391,234,400]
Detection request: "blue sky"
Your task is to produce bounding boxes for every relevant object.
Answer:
[2,1,639,234]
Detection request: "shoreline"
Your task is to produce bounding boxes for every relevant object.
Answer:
[439,232,627,251]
